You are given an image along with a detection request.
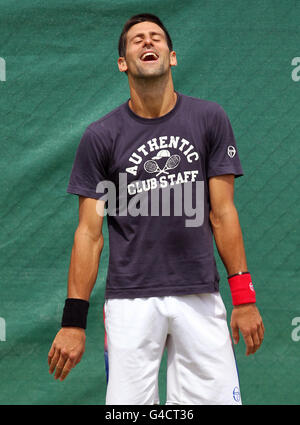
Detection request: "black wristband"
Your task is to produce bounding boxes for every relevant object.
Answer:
[61,298,89,329]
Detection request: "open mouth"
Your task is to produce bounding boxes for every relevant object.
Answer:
[140,52,159,62]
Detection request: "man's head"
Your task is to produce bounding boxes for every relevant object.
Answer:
[117,13,177,79]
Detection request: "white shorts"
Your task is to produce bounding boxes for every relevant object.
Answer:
[103,292,242,405]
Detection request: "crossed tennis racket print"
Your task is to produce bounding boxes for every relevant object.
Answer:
[144,151,181,177]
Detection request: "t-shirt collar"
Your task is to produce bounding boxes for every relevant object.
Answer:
[125,91,181,124]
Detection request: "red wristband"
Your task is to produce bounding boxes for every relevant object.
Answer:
[227,272,256,306]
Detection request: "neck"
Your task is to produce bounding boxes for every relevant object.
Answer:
[128,72,177,118]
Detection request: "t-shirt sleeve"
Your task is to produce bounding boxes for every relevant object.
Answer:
[207,104,244,178]
[66,127,110,199]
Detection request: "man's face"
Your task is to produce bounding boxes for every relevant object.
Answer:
[118,21,177,79]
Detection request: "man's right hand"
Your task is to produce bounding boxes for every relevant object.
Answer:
[48,327,86,381]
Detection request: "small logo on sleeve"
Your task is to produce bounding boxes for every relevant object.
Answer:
[227,145,236,158]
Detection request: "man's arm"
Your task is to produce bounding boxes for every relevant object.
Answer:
[67,196,105,300]
[209,174,264,355]
[48,196,105,381]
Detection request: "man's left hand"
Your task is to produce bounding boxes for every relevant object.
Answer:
[230,304,264,355]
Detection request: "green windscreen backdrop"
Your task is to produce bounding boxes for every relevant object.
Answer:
[0,0,299,405]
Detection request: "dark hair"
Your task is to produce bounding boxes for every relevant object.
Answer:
[118,13,173,57]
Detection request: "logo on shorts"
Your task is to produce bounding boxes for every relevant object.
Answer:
[249,282,254,292]
[227,145,236,158]
[233,386,241,402]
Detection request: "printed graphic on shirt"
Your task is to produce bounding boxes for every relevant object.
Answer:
[144,150,180,177]
[125,136,200,195]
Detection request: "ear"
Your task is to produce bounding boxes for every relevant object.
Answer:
[169,51,177,67]
[118,57,128,73]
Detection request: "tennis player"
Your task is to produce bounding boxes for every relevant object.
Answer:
[48,13,264,405]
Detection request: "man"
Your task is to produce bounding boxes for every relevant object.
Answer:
[48,14,264,405]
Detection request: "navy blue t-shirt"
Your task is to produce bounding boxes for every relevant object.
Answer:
[67,92,243,299]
